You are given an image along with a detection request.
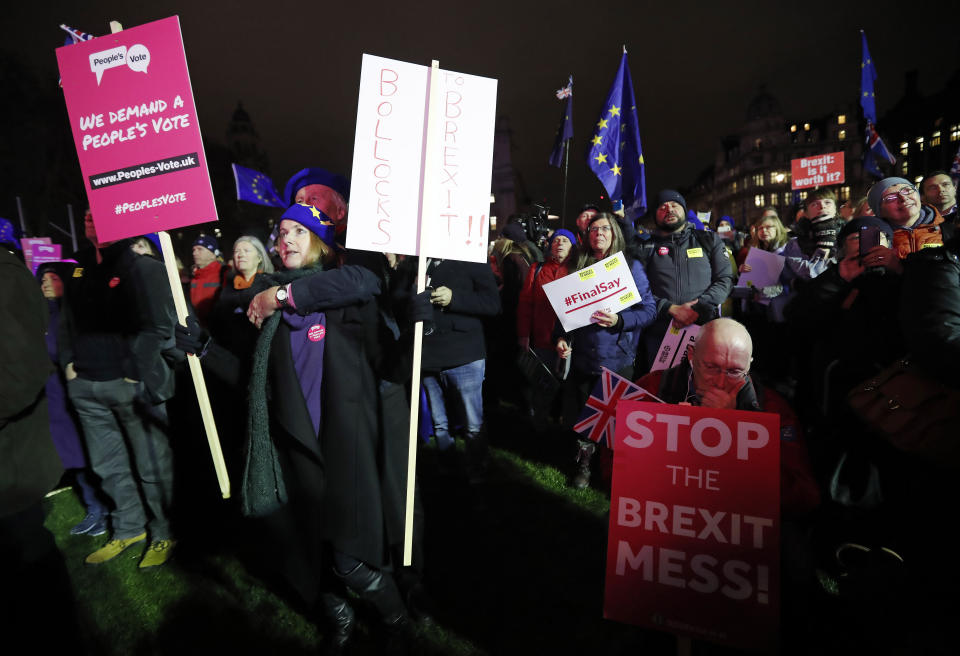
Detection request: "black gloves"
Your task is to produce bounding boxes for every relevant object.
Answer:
[174,316,211,357]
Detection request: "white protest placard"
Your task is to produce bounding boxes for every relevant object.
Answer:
[347,55,428,257]
[542,251,642,332]
[419,68,498,263]
[736,247,785,305]
[651,322,700,372]
[347,54,497,264]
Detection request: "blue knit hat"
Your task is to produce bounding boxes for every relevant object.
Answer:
[283,167,351,206]
[548,228,577,246]
[192,234,220,257]
[280,203,336,249]
[867,177,913,217]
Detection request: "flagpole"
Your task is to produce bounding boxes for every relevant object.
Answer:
[67,204,77,252]
[561,138,570,228]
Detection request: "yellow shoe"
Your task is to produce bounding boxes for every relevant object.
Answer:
[85,532,147,565]
[139,539,176,568]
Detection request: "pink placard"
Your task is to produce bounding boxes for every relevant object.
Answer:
[56,16,217,242]
[30,243,63,274]
[605,401,780,652]
[20,237,52,271]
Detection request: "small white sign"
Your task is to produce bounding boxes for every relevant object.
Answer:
[347,54,497,264]
[736,247,786,305]
[542,251,642,332]
[650,322,700,372]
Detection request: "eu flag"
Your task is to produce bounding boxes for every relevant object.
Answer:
[860,31,895,178]
[548,76,573,168]
[232,164,285,207]
[588,49,646,214]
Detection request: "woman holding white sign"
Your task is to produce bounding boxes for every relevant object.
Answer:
[555,213,656,488]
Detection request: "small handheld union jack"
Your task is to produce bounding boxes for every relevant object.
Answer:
[572,367,661,449]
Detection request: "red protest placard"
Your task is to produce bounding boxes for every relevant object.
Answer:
[790,151,845,190]
[56,16,217,242]
[605,401,780,652]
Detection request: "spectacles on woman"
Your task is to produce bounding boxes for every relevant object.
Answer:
[881,187,916,204]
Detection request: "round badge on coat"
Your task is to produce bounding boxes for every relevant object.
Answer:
[657,246,669,256]
[308,325,326,342]
[108,277,121,288]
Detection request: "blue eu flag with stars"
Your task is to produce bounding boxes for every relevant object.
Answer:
[232,164,286,208]
[588,49,646,214]
[860,31,895,178]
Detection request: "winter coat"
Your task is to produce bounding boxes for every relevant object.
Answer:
[636,225,734,322]
[559,258,657,376]
[517,259,572,349]
[0,247,62,517]
[393,259,501,372]
[43,300,86,470]
[190,260,223,325]
[890,205,954,259]
[246,260,404,567]
[900,244,960,387]
[60,242,176,404]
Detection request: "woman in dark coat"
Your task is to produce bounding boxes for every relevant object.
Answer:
[555,213,657,488]
[243,203,409,650]
[36,262,107,536]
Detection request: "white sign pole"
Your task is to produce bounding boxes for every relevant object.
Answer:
[403,60,443,567]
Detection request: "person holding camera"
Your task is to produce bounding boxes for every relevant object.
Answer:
[784,217,905,444]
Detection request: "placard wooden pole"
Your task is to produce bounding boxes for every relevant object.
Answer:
[104,22,228,498]
[404,59,442,566]
[157,231,230,498]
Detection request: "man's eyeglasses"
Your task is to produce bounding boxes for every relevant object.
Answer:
[588,225,612,234]
[699,362,748,380]
[881,187,916,204]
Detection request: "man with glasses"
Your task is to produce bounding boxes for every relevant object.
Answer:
[867,176,955,258]
[635,318,819,515]
[637,189,734,368]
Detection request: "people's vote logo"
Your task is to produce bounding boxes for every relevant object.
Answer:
[89,43,150,85]
[657,246,669,256]
[308,325,326,342]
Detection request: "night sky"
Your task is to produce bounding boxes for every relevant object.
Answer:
[7,1,959,220]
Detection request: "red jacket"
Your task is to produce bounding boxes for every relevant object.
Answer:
[516,259,571,349]
[190,261,223,325]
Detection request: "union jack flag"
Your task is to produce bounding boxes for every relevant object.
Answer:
[60,24,95,44]
[58,24,96,87]
[555,80,572,99]
[573,367,654,448]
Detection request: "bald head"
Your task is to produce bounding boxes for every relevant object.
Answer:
[698,318,753,357]
[688,319,753,396]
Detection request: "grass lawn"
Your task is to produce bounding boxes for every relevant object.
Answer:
[41,402,946,655]
[42,404,684,655]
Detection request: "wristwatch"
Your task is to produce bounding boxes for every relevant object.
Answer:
[275,285,289,308]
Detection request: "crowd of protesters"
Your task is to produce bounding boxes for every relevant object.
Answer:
[3,163,960,653]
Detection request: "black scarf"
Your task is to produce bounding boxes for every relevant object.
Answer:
[240,265,322,517]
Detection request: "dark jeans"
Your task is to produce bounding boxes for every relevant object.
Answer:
[67,377,173,540]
